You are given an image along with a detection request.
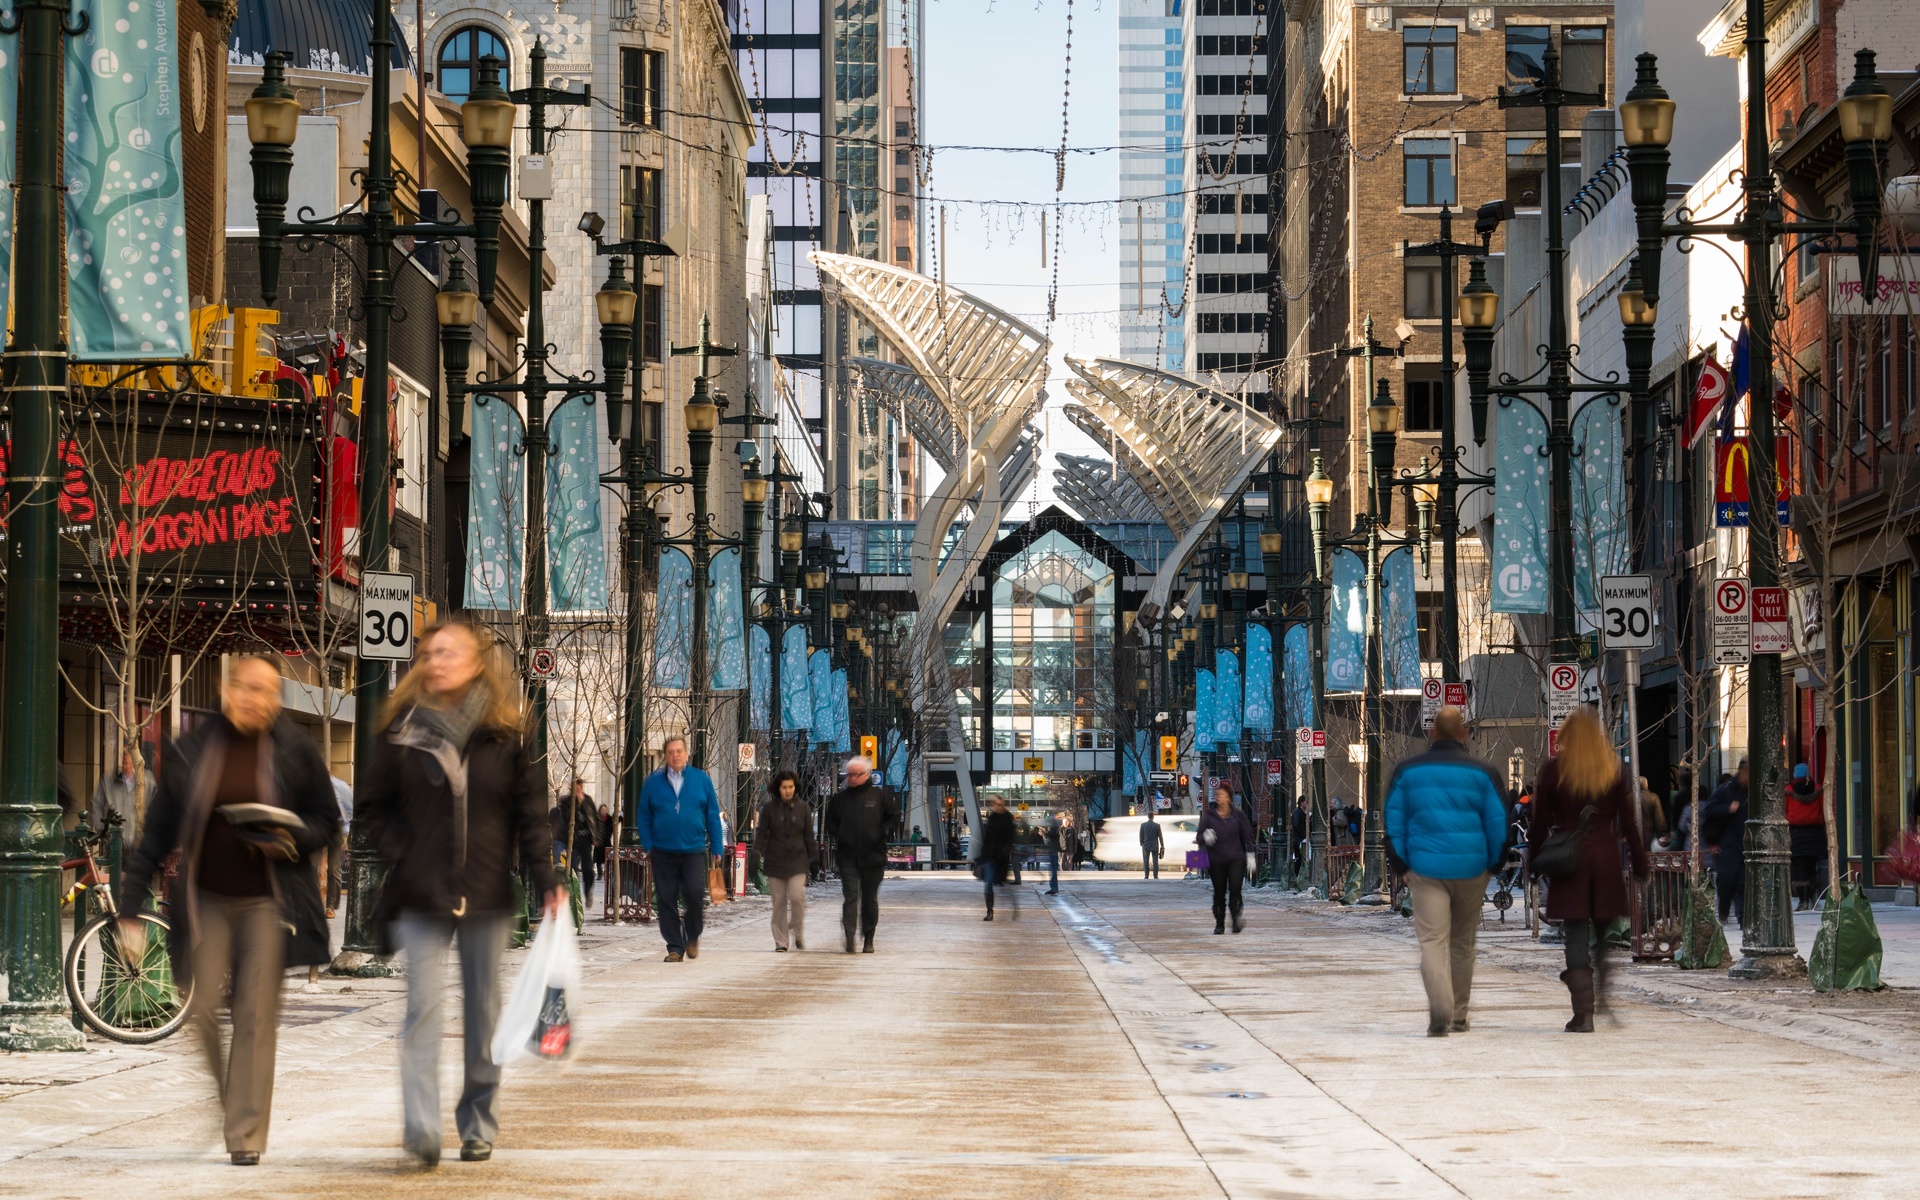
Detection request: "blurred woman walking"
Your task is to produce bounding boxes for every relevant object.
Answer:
[359,622,564,1167]
[757,771,816,950]
[1528,707,1649,1032]
[981,795,1019,921]
[1199,784,1257,934]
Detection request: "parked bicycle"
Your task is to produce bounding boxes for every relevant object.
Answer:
[62,821,191,1043]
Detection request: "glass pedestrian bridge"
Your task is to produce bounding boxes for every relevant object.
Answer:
[818,519,1283,580]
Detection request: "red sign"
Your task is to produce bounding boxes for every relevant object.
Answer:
[1444,682,1469,708]
[1266,758,1284,784]
[1713,436,1791,527]
[1751,585,1791,654]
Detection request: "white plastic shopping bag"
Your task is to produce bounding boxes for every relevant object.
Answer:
[491,914,582,1065]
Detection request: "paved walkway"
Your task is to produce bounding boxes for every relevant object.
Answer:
[6,875,1920,1198]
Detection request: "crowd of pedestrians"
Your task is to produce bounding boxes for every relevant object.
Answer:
[102,618,1818,1169]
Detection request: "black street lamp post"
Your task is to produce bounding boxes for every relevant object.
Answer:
[1303,458,1335,897]
[244,15,513,972]
[1619,23,1893,977]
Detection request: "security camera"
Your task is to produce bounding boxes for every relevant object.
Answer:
[578,211,606,238]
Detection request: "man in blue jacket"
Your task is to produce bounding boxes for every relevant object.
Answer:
[1383,707,1508,1037]
[636,735,726,962]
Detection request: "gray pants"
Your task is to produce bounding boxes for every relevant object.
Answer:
[396,912,510,1153]
[1406,872,1487,1028]
[186,891,285,1155]
[769,873,807,949]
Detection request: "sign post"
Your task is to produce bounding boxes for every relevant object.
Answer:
[1713,576,1752,665]
[1546,662,1578,754]
[359,571,416,662]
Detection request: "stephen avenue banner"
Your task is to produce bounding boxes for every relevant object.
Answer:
[0,396,322,595]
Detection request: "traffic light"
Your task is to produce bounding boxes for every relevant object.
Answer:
[860,734,878,761]
[1159,735,1178,771]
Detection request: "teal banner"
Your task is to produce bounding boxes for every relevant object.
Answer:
[1493,399,1550,613]
[1382,547,1422,691]
[885,729,906,789]
[1194,667,1215,753]
[750,624,771,731]
[548,397,607,611]
[66,0,189,358]
[465,397,524,610]
[1327,548,1365,692]
[782,625,812,733]
[0,14,16,327]
[1572,397,1628,612]
[1283,623,1311,733]
[809,649,834,747]
[1213,649,1242,749]
[831,667,850,753]
[652,548,693,690]
[707,547,747,690]
[1244,623,1273,738]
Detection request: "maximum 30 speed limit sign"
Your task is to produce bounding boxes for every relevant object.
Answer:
[1599,574,1654,651]
[360,571,416,662]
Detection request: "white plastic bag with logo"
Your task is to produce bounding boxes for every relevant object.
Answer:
[491,913,582,1065]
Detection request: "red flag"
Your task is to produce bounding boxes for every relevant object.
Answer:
[1686,355,1730,449]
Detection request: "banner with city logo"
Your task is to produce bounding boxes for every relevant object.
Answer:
[65,0,191,359]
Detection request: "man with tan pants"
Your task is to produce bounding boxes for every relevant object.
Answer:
[1382,707,1509,1038]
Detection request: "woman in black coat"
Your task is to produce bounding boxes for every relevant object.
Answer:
[757,771,816,951]
[1198,784,1257,934]
[981,796,1018,920]
[356,622,563,1167]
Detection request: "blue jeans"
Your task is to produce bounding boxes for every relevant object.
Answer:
[650,850,707,952]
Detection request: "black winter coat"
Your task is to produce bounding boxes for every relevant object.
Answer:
[357,713,560,923]
[824,780,900,865]
[981,809,1016,868]
[1703,779,1750,880]
[117,714,338,982]
[1199,806,1258,860]
[757,796,818,878]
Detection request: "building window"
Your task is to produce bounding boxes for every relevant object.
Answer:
[1404,257,1444,319]
[1196,73,1267,96]
[894,246,910,261]
[1198,312,1267,334]
[1404,375,1443,433]
[1505,25,1550,93]
[1200,192,1268,215]
[894,205,910,221]
[1198,233,1260,254]
[641,283,664,363]
[1507,136,1545,208]
[1198,113,1267,136]
[1417,592,1445,662]
[1403,138,1455,207]
[895,176,910,194]
[620,48,665,127]
[620,166,662,241]
[894,149,910,165]
[1562,27,1606,96]
[438,26,509,103]
[1403,26,1456,94]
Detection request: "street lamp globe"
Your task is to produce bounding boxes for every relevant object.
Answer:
[245,54,301,147]
[460,57,517,149]
[684,397,721,433]
[436,255,480,329]
[1838,49,1894,145]
[741,476,769,504]
[780,522,804,555]
[1304,459,1334,508]
[1618,53,1675,148]
[805,567,828,591]
[1259,530,1284,555]
[1366,379,1401,435]
[1617,270,1657,327]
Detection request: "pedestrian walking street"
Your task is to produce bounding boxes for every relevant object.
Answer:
[7,877,1920,1200]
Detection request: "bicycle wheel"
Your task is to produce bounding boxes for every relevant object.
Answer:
[65,910,192,1044]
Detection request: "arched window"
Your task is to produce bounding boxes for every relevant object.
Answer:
[437,26,509,102]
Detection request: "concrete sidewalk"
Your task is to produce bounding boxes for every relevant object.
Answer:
[4,873,1918,1198]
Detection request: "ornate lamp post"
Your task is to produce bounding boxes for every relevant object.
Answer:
[1619,30,1893,977]
[1303,458,1335,897]
[244,19,512,971]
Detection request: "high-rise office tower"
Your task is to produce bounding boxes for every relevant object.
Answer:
[1118,0,1188,371]
[1180,0,1268,380]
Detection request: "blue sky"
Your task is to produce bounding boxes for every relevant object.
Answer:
[922,0,1122,506]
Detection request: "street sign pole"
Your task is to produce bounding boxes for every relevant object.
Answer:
[1624,648,1644,843]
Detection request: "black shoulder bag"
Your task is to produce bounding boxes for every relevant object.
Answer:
[1531,805,1596,880]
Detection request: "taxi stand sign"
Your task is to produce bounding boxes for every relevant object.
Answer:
[1751,585,1791,654]
[1295,726,1327,761]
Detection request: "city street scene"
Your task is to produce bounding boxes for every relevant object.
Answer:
[5,0,1920,1195]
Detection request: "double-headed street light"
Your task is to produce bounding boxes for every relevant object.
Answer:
[1617,19,1896,977]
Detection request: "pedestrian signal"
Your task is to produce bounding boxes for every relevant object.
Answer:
[1159,735,1179,771]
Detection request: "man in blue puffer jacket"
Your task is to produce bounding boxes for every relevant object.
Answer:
[1383,706,1508,1037]
[636,735,727,962]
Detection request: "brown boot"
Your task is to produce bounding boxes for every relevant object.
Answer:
[1561,967,1595,1033]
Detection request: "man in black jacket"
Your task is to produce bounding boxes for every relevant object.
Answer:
[823,756,900,953]
[1704,759,1750,926]
[117,654,336,1165]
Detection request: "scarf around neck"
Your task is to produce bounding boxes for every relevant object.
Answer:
[410,681,492,753]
